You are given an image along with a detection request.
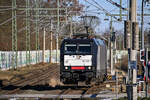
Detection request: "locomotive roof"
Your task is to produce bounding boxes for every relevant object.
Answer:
[63,38,105,46]
[93,38,105,46]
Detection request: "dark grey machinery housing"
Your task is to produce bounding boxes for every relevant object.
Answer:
[60,38,107,84]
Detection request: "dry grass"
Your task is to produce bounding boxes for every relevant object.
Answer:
[0,63,50,81]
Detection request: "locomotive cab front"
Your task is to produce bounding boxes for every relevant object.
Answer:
[60,37,107,85]
[60,39,95,84]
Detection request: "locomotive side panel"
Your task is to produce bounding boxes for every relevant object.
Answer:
[104,45,107,75]
[91,41,98,77]
[96,45,107,77]
[100,45,107,75]
[96,46,101,77]
[95,39,107,78]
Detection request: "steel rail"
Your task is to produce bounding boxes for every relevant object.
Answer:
[0,64,58,94]
[0,93,127,99]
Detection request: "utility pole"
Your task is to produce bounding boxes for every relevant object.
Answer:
[140,0,149,97]
[145,48,149,97]
[10,0,68,65]
[42,27,46,63]
[141,0,146,97]
[70,16,73,38]
[49,21,53,63]
[119,0,122,21]
[65,6,68,24]
[128,0,138,99]
[56,0,60,64]
[12,0,18,69]
[26,0,31,65]
[116,70,118,99]
[36,0,39,63]
[110,16,115,75]
[141,0,144,50]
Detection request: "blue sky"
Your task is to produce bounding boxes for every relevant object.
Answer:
[78,0,150,34]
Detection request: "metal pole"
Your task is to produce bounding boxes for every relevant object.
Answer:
[56,0,60,64]
[145,48,149,97]
[129,0,137,99]
[70,16,73,38]
[50,21,53,63]
[35,0,39,63]
[110,16,115,75]
[140,1,149,97]
[65,6,68,24]
[56,34,58,63]
[26,0,31,65]
[116,71,118,99]
[74,1,77,34]
[42,28,46,63]
[120,0,122,21]
[12,0,18,69]
[141,0,144,49]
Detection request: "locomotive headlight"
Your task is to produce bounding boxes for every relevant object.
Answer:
[88,66,91,70]
[65,67,68,70]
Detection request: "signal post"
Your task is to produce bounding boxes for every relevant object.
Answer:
[124,0,139,99]
[129,0,138,99]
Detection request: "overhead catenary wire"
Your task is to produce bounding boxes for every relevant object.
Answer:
[1,3,52,35]
[0,17,13,26]
[1,0,84,36]
[0,10,26,26]
[0,8,13,11]
[7,18,51,39]
[85,0,119,20]
[105,0,127,10]
[18,26,27,33]
[0,6,12,8]
[0,1,40,26]
[0,0,86,62]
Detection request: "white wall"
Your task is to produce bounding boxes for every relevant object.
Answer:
[0,50,60,70]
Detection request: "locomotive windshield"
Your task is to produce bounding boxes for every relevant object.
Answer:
[64,43,91,54]
[65,44,77,53]
[78,44,91,53]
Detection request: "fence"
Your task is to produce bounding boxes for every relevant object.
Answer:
[0,50,128,70]
[0,50,60,70]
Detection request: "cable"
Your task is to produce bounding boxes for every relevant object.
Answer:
[0,6,12,8]
[85,0,118,20]
[0,1,39,26]
[0,10,26,26]
[0,8,13,11]
[105,0,127,10]
[0,17,12,26]
[18,26,27,33]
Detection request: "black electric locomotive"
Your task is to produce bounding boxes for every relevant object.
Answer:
[60,35,107,84]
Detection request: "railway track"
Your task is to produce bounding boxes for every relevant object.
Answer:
[0,63,122,99]
[0,80,121,99]
[0,64,59,94]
